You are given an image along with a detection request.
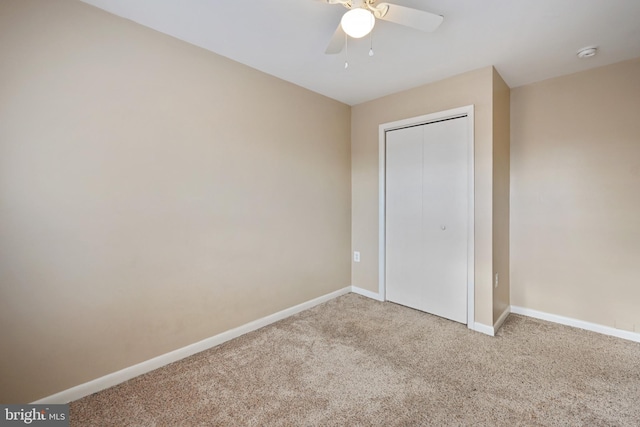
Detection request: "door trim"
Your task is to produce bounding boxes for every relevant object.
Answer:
[378,105,475,329]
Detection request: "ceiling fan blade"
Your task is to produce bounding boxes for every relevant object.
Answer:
[377,3,443,32]
[325,24,345,54]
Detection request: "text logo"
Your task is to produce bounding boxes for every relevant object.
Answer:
[1,405,69,426]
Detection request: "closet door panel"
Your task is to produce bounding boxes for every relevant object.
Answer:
[421,118,468,323]
[385,125,423,308]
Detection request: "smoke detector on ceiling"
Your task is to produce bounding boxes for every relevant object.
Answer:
[577,46,598,59]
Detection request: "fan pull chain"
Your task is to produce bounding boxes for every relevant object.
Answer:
[344,33,349,69]
[369,31,374,56]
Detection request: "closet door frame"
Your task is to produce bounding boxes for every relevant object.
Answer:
[378,105,475,329]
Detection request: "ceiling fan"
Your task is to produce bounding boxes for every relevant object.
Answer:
[318,0,444,54]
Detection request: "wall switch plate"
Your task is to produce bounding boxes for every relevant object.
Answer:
[494,273,499,288]
[354,251,360,262]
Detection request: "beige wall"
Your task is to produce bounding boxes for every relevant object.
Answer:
[351,67,498,327]
[0,0,351,403]
[511,58,640,331]
[492,69,511,323]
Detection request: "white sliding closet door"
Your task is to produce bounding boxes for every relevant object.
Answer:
[386,117,468,324]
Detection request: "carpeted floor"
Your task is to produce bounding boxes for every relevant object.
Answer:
[71,293,640,426]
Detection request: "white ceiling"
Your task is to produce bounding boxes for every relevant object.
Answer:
[79,0,640,105]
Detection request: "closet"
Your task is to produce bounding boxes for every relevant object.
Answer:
[385,116,469,323]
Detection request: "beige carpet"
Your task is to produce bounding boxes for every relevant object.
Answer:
[71,293,640,426]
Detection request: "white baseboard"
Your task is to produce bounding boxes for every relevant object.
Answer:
[511,305,640,344]
[32,286,351,404]
[494,306,511,334]
[351,286,384,301]
[472,322,495,336]
[473,309,512,337]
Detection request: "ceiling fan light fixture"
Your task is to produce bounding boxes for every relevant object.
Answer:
[341,8,375,38]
